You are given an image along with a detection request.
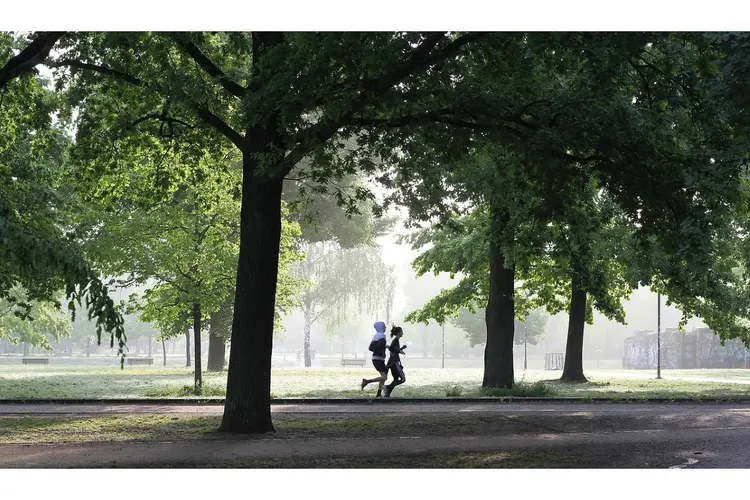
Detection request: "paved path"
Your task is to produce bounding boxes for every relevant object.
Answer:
[1,401,749,415]
[2,402,750,467]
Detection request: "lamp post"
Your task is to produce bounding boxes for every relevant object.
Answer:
[441,323,445,369]
[657,292,662,380]
[523,323,528,371]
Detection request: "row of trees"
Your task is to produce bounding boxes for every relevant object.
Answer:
[5,32,750,433]
[397,35,750,384]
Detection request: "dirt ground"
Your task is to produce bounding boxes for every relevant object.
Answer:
[2,402,750,467]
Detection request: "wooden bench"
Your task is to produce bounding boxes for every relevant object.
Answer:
[341,358,366,367]
[127,357,154,366]
[22,358,49,365]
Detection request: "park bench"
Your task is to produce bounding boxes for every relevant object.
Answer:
[341,358,366,367]
[22,358,49,365]
[127,357,154,366]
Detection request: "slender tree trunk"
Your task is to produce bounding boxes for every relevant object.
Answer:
[86,337,90,358]
[219,153,284,434]
[172,341,176,354]
[208,296,232,371]
[208,331,227,372]
[193,301,203,394]
[148,335,152,358]
[561,274,588,382]
[303,307,313,368]
[483,204,515,388]
[185,328,191,367]
[162,340,167,367]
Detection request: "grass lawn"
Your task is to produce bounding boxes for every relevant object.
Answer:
[1,365,750,400]
[664,369,750,380]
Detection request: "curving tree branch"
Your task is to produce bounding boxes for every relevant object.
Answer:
[0,31,65,88]
[170,35,247,99]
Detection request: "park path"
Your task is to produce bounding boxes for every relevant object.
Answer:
[2,401,750,415]
[2,402,750,467]
[3,425,749,468]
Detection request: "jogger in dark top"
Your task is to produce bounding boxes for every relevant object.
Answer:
[361,321,388,397]
[383,325,406,398]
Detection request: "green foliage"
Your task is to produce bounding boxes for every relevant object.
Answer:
[0,287,70,349]
[0,46,124,356]
[283,167,394,249]
[515,309,548,346]
[79,152,305,339]
[451,307,548,348]
[374,34,750,351]
[295,242,393,334]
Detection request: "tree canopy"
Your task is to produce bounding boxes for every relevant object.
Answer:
[4,31,750,430]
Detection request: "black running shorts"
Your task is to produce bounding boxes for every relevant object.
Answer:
[372,359,387,373]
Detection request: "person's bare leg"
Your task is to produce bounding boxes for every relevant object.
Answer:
[376,371,387,396]
[362,372,387,389]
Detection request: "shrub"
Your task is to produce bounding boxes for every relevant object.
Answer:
[480,381,553,398]
[145,384,226,398]
[445,384,463,397]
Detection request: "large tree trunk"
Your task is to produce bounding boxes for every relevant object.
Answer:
[483,205,515,389]
[561,274,588,382]
[208,296,232,372]
[219,153,284,434]
[193,301,203,393]
[303,306,313,368]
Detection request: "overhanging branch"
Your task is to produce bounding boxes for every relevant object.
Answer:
[276,33,486,177]
[48,59,146,86]
[170,35,246,99]
[191,104,244,149]
[0,31,65,88]
[47,59,244,148]
[130,113,195,130]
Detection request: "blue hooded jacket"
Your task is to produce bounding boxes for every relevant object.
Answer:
[370,321,387,360]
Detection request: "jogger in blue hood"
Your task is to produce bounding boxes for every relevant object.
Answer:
[361,321,388,397]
